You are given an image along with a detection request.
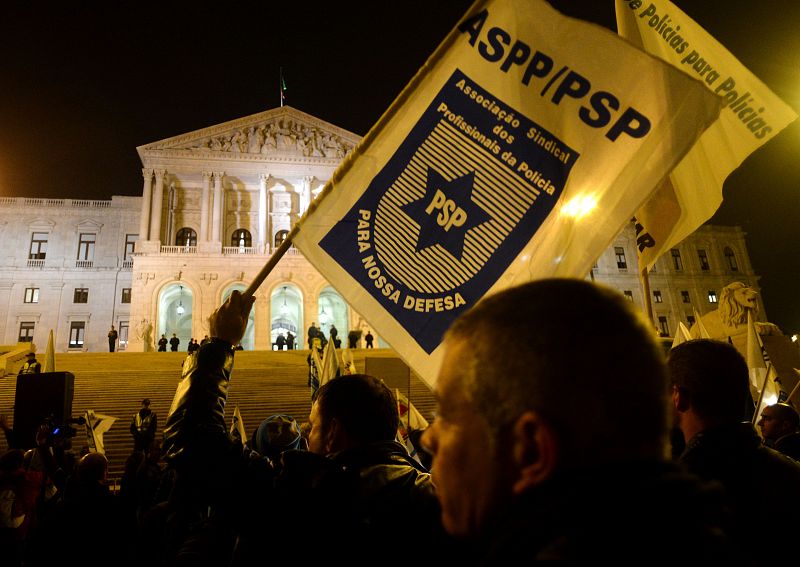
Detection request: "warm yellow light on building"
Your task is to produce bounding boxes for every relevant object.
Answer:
[561,195,597,219]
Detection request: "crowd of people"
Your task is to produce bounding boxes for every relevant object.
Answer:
[3,280,800,565]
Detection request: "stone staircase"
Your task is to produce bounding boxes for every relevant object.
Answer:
[0,349,436,481]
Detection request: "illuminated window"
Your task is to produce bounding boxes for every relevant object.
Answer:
[24,287,40,303]
[275,230,289,248]
[121,288,132,303]
[175,227,197,247]
[69,322,85,348]
[623,290,633,301]
[708,291,718,304]
[77,233,95,261]
[615,247,627,270]
[29,232,48,259]
[653,290,663,303]
[231,229,252,248]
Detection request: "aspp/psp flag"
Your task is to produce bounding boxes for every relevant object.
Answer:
[616,0,798,272]
[292,0,721,387]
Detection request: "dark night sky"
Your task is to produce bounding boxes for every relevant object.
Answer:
[2,1,799,333]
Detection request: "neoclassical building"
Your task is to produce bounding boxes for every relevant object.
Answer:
[0,106,765,353]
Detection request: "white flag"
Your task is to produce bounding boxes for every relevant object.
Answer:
[43,329,55,373]
[746,310,780,418]
[396,389,430,465]
[616,0,797,271]
[671,321,692,349]
[230,405,247,443]
[690,307,712,339]
[292,0,721,387]
[84,410,117,455]
[319,340,341,387]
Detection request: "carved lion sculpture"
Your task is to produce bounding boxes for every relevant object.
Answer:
[690,282,782,357]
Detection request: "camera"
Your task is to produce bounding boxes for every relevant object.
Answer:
[42,415,86,445]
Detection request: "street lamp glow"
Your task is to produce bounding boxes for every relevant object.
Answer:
[561,195,597,219]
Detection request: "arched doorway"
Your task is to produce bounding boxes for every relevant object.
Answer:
[271,284,302,349]
[222,284,255,350]
[158,283,193,350]
[318,286,348,346]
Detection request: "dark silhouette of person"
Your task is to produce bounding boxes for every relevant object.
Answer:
[364,330,374,349]
[758,403,800,461]
[286,331,295,350]
[158,335,168,352]
[130,398,158,453]
[169,333,180,352]
[276,333,286,351]
[108,325,118,352]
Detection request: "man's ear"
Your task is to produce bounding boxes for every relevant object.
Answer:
[673,385,690,412]
[510,411,557,495]
[325,417,344,453]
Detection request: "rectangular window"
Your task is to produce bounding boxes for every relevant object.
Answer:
[121,288,132,303]
[708,291,718,304]
[73,288,89,303]
[671,249,683,271]
[69,322,85,348]
[77,233,96,261]
[29,232,48,259]
[623,290,634,302]
[19,321,35,342]
[698,249,710,271]
[24,287,40,303]
[125,234,138,260]
[119,321,129,350]
[658,316,670,337]
[653,290,663,303]
[681,291,691,304]
[615,247,627,270]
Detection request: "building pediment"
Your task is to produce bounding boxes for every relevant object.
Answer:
[137,106,361,163]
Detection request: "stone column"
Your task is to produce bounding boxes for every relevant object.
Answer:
[149,169,166,241]
[211,171,224,243]
[200,171,211,242]
[258,173,269,252]
[138,168,153,241]
[300,175,314,214]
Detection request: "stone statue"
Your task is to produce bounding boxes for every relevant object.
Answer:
[690,281,782,354]
[138,319,155,352]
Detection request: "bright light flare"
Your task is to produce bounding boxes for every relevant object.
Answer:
[561,195,597,219]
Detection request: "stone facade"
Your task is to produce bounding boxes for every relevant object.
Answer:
[0,106,766,352]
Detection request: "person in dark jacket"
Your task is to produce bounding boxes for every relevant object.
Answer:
[670,339,800,564]
[160,290,255,566]
[130,398,158,453]
[758,402,800,461]
[233,373,461,566]
[421,279,737,562]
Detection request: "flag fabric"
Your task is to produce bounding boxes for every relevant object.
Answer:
[280,67,288,107]
[309,346,323,395]
[230,405,248,444]
[291,0,721,387]
[341,348,358,375]
[691,307,712,339]
[319,340,341,387]
[43,329,55,373]
[616,0,798,272]
[396,389,430,465]
[746,310,781,420]
[671,321,692,349]
[84,410,117,455]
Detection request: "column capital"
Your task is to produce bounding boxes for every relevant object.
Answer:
[303,175,315,185]
[202,171,213,180]
[142,168,154,179]
[259,173,271,183]
[154,169,167,180]
[213,171,225,180]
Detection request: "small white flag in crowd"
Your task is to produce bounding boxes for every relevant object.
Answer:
[671,321,692,349]
[396,389,430,465]
[746,311,781,420]
[84,410,117,455]
[230,405,248,444]
[292,0,721,386]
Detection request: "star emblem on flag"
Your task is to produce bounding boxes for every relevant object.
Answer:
[402,169,491,260]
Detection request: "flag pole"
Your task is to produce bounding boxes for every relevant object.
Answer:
[787,370,800,404]
[279,67,284,107]
[639,266,654,331]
